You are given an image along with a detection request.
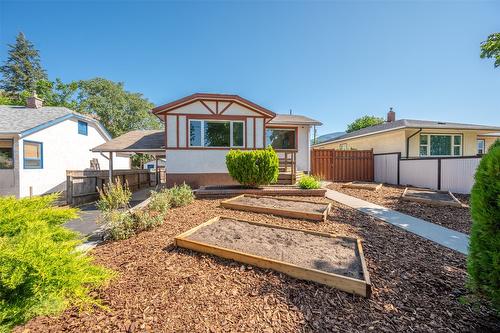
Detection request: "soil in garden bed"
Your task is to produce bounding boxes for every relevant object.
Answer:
[404,188,459,204]
[328,182,472,234]
[230,196,329,214]
[185,218,362,279]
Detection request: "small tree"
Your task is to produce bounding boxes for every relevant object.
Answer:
[346,115,384,133]
[0,32,47,95]
[467,139,500,310]
[480,33,500,68]
[226,148,279,187]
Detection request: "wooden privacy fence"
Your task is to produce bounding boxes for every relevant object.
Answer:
[66,169,160,206]
[311,149,374,182]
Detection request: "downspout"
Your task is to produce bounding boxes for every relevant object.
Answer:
[406,128,422,158]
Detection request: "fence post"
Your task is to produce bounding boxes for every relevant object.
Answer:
[66,175,73,206]
[397,153,401,185]
[437,158,442,190]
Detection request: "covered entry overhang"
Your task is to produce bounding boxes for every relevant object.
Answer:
[91,130,165,183]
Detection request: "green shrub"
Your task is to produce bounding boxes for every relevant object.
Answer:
[225,147,279,187]
[103,210,136,241]
[468,140,500,310]
[298,175,321,189]
[133,210,166,232]
[149,189,171,214]
[0,195,112,331]
[168,183,194,207]
[96,178,131,212]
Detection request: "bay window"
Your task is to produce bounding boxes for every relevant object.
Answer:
[419,134,462,157]
[0,139,14,169]
[265,128,296,150]
[189,120,244,148]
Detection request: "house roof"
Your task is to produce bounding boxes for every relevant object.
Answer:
[152,93,276,118]
[313,119,500,147]
[0,105,111,139]
[269,114,322,126]
[92,130,164,153]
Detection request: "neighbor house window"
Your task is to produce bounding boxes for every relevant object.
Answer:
[339,143,348,150]
[78,120,88,135]
[189,120,244,148]
[266,128,296,150]
[419,134,462,157]
[0,139,14,169]
[477,139,485,155]
[23,141,43,169]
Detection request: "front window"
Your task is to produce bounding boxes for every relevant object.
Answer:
[0,139,14,169]
[266,128,296,150]
[419,134,462,157]
[477,139,485,154]
[189,120,244,148]
[23,141,43,169]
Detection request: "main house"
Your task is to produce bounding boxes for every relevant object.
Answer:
[0,95,129,198]
[313,109,500,157]
[92,93,322,187]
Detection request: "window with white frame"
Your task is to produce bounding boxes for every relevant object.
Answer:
[419,134,462,157]
[189,120,245,148]
[477,139,485,155]
[339,143,348,150]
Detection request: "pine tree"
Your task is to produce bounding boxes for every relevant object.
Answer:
[0,32,47,95]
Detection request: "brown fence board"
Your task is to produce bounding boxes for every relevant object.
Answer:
[311,149,373,182]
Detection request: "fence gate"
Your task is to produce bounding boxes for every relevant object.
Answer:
[311,149,374,182]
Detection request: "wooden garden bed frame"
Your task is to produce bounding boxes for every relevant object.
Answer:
[221,194,331,222]
[194,185,326,199]
[174,216,372,297]
[401,187,465,207]
[342,181,383,191]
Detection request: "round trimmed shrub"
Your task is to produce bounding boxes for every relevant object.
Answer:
[468,139,500,310]
[226,147,279,187]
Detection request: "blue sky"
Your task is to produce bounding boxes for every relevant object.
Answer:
[1,1,499,135]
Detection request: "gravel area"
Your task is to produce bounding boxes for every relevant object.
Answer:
[328,183,472,234]
[16,197,497,332]
[185,218,363,279]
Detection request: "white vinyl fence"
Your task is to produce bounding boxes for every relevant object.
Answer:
[373,153,481,194]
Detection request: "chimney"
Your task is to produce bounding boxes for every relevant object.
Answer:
[387,107,395,122]
[26,92,43,109]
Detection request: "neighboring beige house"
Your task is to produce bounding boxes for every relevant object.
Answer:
[313,110,500,157]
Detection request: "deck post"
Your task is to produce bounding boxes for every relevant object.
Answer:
[108,152,113,183]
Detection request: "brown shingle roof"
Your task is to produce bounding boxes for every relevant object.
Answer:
[92,130,164,152]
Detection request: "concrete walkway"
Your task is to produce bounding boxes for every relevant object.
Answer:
[324,188,469,255]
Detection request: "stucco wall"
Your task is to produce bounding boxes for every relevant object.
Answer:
[316,130,407,155]
[18,118,129,197]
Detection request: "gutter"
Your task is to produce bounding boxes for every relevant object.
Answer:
[406,128,422,158]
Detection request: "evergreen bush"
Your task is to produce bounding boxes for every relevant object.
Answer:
[225,148,279,187]
[0,194,112,331]
[298,175,321,189]
[468,139,500,310]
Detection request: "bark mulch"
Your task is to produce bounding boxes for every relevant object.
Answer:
[328,182,472,234]
[16,197,497,332]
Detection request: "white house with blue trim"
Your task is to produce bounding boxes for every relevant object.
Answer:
[0,95,129,198]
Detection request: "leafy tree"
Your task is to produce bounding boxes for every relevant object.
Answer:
[468,139,500,310]
[480,33,500,68]
[130,153,154,169]
[0,32,47,95]
[346,115,384,133]
[0,90,17,105]
[75,78,161,137]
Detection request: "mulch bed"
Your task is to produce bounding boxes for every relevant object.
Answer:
[16,197,497,332]
[328,182,472,234]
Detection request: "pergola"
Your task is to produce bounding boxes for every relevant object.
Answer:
[92,130,165,184]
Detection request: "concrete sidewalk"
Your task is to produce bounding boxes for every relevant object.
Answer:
[325,188,469,255]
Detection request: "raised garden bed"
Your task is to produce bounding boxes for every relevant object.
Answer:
[194,184,326,199]
[174,216,371,297]
[401,187,465,207]
[342,181,383,191]
[221,194,331,221]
